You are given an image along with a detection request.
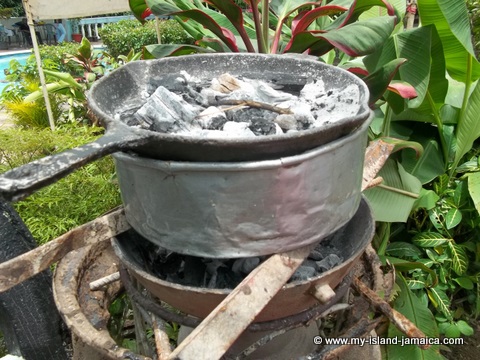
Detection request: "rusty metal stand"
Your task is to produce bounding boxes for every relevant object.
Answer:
[51,234,393,360]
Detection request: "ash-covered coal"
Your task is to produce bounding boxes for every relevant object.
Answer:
[116,71,361,138]
[125,229,344,290]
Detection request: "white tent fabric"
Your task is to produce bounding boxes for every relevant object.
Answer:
[25,0,130,20]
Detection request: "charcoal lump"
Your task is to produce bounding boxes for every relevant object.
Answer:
[129,73,361,138]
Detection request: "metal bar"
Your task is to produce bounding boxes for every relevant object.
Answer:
[168,243,317,360]
[0,207,130,293]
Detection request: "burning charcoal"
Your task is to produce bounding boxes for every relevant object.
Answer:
[308,249,324,261]
[242,78,295,103]
[215,267,244,289]
[249,117,277,136]
[195,106,227,130]
[222,121,256,137]
[183,256,206,286]
[204,259,228,288]
[290,260,317,282]
[185,84,209,107]
[225,107,277,124]
[201,88,227,105]
[211,73,242,93]
[232,257,261,275]
[135,86,201,133]
[315,254,343,272]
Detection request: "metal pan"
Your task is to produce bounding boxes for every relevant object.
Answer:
[0,53,370,202]
[111,197,375,322]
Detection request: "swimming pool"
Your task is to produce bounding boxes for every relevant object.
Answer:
[0,52,31,92]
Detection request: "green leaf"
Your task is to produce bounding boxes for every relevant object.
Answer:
[387,274,441,360]
[454,80,480,169]
[453,277,474,290]
[445,207,462,229]
[413,232,450,248]
[363,58,407,105]
[402,139,445,185]
[413,189,440,211]
[145,44,214,58]
[453,179,469,207]
[456,320,474,336]
[146,0,182,15]
[468,172,480,215]
[364,25,448,111]
[204,0,255,52]
[285,16,395,56]
[444,323,461,338]
[428,207,446,233]
[363,159,422,222]
[406,279,426,290]
[418,0,480,81]
[427,286,453,320]
[386,242,423,260]
[130,0,152,23]
[448,242,469,275]
[384,256,438,287]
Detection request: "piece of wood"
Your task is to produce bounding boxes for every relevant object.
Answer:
[0,207,130,293]
[362,139,395,191]
[169,243,316,360]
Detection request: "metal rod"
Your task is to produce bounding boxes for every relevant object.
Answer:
[89,271,120,291]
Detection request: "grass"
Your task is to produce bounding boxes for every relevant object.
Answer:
[0,124,121,244]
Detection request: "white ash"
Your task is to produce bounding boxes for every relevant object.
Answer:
[124,72,360,138]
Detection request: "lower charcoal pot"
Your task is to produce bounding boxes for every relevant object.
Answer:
[111,197,374,322]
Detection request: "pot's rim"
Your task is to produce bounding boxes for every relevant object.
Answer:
[113,110,372,172]
[112,197,374,295]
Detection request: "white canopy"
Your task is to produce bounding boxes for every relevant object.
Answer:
[26,0,131,20]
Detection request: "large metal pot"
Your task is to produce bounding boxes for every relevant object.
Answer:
[113,117,370,258]
[0,53,370,202]
[112,198,375,322]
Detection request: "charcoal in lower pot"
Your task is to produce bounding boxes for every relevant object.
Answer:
[290,260,318,281]
[316,253,343,272]
[182,257,206,286]
[232,257,261,275]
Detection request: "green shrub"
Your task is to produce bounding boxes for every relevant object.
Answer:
[0,124,121,244]
[99,19,194,58]
[38,42,86,75]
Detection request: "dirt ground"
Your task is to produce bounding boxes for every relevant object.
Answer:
[442,320,480,360]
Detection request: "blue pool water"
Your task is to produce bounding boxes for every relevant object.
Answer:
[0,52,31,92]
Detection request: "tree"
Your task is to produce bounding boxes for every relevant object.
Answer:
[0,0,24,17]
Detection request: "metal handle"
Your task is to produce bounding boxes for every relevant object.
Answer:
[0,130,141,202]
